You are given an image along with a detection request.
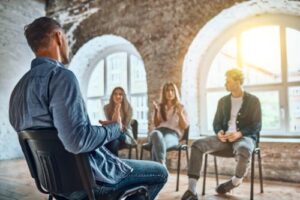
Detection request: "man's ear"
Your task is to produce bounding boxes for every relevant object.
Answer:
[53,31,63,47]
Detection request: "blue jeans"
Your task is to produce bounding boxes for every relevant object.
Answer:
[60,159,168,200]
[149,127,179,162]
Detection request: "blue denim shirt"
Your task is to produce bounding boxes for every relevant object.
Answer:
[9,57,132,184]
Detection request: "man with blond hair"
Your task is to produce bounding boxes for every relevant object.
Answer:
[182,68,262,200]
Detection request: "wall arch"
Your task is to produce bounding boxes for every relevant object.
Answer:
[68,35,142,100]
[181,0,300,136]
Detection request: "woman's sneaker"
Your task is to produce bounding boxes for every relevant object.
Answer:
[181,190,198,200]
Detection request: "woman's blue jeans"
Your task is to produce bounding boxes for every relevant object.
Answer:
[149,127,179,162]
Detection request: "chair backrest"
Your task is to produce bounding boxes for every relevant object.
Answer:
[181,126,190,145]
[18,128,96,199]
[130,119,138,140]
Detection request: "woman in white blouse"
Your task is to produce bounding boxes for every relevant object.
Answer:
[150,82,189,166]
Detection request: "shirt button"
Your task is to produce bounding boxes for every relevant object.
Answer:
[236,121,239,124]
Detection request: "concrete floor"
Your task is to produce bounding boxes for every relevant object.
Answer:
[0,159,299,200]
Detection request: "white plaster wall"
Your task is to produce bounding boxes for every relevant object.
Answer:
[0,0,45,159]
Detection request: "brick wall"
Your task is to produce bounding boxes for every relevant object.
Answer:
[0,0,299,183]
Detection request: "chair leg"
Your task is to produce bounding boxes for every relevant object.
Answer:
[214,156,219,186]
[250,151,255,200]
[128,146,132,159]
[135,146,139,159]
[185,148,189,168]
[48,194,53,200]
[258,150,264,193]
[202,154,208,195]
[176,149,182,192]
[140,146,144,160]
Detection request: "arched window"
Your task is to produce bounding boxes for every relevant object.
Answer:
[203,16,300,136]
[86,52,148,134]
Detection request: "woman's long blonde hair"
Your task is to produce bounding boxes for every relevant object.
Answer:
[159,82,181,121]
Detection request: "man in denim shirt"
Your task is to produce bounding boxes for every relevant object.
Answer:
[9,17,167,200]
[182,69,262,200]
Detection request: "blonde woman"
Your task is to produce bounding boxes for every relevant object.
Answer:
[150,82,189,165]
[100,87,136,156]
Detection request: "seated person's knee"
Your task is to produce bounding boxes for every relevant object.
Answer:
[236,146,251,158]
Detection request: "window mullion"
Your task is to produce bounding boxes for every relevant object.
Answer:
[104,57,108,97]
[280,25,289,134]
[127,53,131,96]
[237,33,243,68]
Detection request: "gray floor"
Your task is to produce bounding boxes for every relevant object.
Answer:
[0,159,299,200]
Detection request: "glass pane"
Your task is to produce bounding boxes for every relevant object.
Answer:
[286,28,300,82]
[207,37,237,88]
[206,91,227,131]
[107,52,128,94]
[241,26,281,85]
[87,98,105,125]
[130,95,148,134]
[87,60,104,97]
[288,87,300,132]
[130,55,147,94]
[251,91,280,130]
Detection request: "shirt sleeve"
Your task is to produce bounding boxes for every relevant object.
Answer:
[49,69,120,154]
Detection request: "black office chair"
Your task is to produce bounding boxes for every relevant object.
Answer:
[140,127,190,191]
[18,128,149,200]
[202,136,263,200]
[119,119,139,159]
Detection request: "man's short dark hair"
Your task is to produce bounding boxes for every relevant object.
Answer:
[24,17,62,52]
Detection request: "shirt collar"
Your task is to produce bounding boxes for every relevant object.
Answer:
[31,57,64,69]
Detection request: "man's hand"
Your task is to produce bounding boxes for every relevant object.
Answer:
[226,131,243,142]
[217,130,227,142]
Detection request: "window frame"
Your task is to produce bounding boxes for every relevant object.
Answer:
[86,48,148,134]
[200,14,300,138]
